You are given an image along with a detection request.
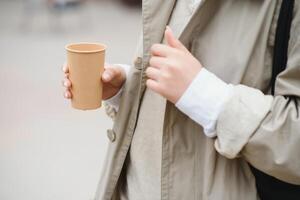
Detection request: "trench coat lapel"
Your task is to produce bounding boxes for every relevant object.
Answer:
[142,0,176,65]
[140,0,214,96]
[142,0,215,66]
[178,0,220,47]
[176,0,208,41]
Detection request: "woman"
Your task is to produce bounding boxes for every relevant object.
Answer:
[62,0,300,199]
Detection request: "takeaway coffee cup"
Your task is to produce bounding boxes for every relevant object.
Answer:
[65,43,106,110]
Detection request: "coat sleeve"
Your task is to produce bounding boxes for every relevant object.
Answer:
[214,2,300,184]
[104,64,134,120]
[104,33,143,120]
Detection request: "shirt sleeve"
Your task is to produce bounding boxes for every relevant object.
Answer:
[175,68,234,137]
[104,64,131,111]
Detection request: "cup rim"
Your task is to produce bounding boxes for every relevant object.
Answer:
[65,42,106,53]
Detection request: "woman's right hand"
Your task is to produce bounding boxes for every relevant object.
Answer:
[62,63,126,100]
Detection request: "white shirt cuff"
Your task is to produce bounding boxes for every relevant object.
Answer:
[104,64,131,111]
[175,68,234,137]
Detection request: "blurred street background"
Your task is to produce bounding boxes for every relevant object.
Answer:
[0,0,141,199]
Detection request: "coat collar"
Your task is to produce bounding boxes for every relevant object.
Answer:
[142,0,176,65]
[142,0,210,65]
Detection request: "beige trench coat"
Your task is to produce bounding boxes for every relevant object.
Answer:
[95,0,300,199]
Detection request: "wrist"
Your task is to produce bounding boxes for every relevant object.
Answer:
[115,64,131,80]
[104,84,124,110]
[175,68,234,137]
[103,64,131,111]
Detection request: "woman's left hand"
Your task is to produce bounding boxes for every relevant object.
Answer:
[146,26,203,104]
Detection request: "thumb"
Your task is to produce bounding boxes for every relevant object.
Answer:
[102,66,125,87]
[165,26,187,52]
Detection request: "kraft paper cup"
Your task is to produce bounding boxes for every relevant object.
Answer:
[66,43,106,110]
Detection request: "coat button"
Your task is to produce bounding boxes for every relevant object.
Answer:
[134,57,142,65]
[106,129,116,142]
